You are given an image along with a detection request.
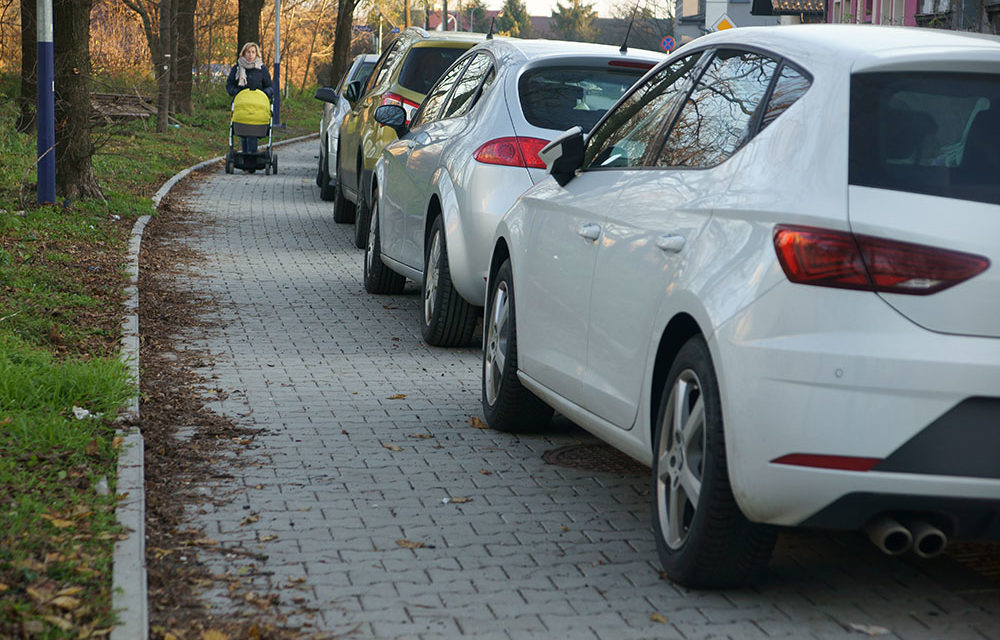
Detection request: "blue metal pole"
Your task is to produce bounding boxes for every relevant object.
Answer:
[272,0,281,126]
[36,0,56,204]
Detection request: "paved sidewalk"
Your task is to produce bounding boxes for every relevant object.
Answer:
[166,141,999,639]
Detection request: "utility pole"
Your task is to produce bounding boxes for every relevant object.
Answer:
[273,0,282,126]
[36,0,55,204]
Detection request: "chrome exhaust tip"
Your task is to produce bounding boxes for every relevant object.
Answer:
[864,514,913,556]
[903,518,948,559]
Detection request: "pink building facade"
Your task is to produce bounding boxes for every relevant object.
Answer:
[826,0,920,25]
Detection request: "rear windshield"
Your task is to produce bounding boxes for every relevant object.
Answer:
[850,72,1000,206]
[519,65,650,132]
[397,47,467,95]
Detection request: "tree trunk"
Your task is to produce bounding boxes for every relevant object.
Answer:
[52,0,102,200]
[16,0,36,133]
[238,0,265,55]
[329,0,356,86]
[121,0,159,81]
[157,0,171,132]
[173,0,195,113]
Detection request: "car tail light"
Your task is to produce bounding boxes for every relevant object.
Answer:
[773,225,989,295]
[473,137,549,169]
[380,92,420,123]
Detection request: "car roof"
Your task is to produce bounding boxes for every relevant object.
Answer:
[684,25,1000,72]
[404,26,486,44]
[472,37,663,63]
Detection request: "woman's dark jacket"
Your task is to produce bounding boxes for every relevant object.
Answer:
[226,65,274,99]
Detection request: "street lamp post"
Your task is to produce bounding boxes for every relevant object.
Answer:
[36,0,55,204]
[273,0,282,126]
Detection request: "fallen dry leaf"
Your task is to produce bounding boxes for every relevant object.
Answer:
[240,514,259,526]
[849,623,891,636]
[41,514,75,529]
[0,416,11,426]
[0,583,8,593]
[650,613,668,624]
[407,433,433,439]
[43,615,75,631]
[85,439,99,455]
[382,443,403,452]
[387,393,407,400]
[259,534,278,542]
[479,469,492,475]
[396,538,426,549]
[447,496,472,504]
[50,595,81,611]
[468,416,488,429]
[112,436,123,449]
[201,631,229,640]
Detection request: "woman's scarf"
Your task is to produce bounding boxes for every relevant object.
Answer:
[235,56,262,88]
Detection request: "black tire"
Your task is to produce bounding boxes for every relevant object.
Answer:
[353,192,369,249]
[651,335,776,589]
[421,216,478,347]
[265,160,271,175]
[272,153,278,175]
[225,152,233,174]
[333,173,356,226]
[481,259,553,432]
[363,194,405,294]
[316,142,324,187]
[320,143,337,201]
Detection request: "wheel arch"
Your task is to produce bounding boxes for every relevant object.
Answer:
[649,313,704,450]
[424,194,443,249]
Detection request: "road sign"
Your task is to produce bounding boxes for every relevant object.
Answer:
[353,25,372,32]
[660,35,675,52]
[711,14,735,30]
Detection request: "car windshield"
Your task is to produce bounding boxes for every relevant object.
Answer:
[850,71,1000,206]
[397,47,467,95]
[355,61,376,88]
[519,65,651,132]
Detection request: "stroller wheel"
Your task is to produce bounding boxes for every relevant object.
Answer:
[265,162,271,176]
[271,153,278,175]
[225,151,233,174]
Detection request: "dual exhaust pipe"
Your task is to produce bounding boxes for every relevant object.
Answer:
[864,514,948,558]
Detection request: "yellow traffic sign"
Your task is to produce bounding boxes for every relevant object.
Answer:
[712,14,736,30]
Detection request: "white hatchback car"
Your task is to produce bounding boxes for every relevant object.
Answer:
[483,25,1000,588]
[364,39,662,346]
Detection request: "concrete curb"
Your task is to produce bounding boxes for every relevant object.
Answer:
[111,131,317,638]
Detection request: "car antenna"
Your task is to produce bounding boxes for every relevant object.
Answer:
[486,9,504,39]
[619,0,640,54]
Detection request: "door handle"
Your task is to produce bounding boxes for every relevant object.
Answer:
[577,223,601,242]
[656,234,686,253]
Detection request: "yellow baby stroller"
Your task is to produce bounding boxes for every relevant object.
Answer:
[225,88,277,174]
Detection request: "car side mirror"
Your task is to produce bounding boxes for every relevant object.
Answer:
[313,86,340,104]
[539,126,585,187]
[344,81,362,104]
[374,104,409,138]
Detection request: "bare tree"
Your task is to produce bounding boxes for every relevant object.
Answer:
[329,0,359,86]
[157,0,171,132]
[53,0,103,199]
[238,0,265,53]
[16,0,35,132]
[174,0,196,113]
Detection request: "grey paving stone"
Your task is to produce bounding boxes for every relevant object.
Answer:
[163,141,1000,639]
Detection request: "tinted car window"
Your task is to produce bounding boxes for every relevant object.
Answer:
[656,49,778,168]
[850,72,1000,206]
[413,57,471,126]
[443,53,494,119]
[520,65,652,134]
[584,53,704,170]
[759,64,810,131]
[397,47,467,95]
[367,40,403,95]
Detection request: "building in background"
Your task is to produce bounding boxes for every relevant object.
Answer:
[674,0,783,44]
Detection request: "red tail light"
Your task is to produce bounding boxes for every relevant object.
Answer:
[772,453,881,472]
[380,92,420,123]
[608,60,655,70]
[473,137,549,169]
[773,225,989,295]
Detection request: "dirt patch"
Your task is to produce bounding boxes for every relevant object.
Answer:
[140,173,313,639]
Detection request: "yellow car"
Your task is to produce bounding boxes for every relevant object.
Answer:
[336,27,484,248]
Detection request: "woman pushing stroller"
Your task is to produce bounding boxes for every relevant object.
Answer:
[227,42,273,156]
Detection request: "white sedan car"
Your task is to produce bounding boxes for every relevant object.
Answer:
[315,53,378,216]
[483,25,1000,588]
[365,39,661,347]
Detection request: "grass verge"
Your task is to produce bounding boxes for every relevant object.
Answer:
[0,73,315,637]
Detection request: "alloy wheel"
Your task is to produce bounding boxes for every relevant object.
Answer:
[365,202,378,276]
[424,231,442,327]
[656,369,706,550]
[483,280,509,407]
